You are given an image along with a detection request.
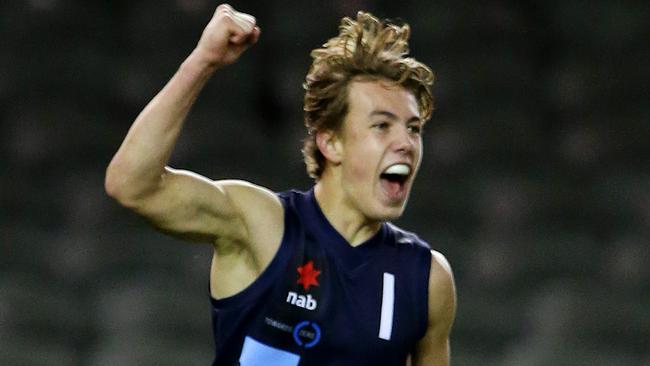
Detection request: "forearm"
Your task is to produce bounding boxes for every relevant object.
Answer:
[106,4,259,204]
[105,51,219,200]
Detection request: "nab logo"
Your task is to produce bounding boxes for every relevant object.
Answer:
[286,260,321,310]
[286,291,317,310]
[296,260,320,291]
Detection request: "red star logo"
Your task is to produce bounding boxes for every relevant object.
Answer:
[296,260,321,291]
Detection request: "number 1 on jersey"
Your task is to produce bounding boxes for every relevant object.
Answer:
[378,272,395,340]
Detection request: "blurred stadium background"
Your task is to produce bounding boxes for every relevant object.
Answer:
[1,0,649,365]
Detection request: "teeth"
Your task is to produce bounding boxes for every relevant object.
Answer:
[384,164,410,176]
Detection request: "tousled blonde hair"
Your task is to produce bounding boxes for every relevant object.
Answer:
[302,11,434,179]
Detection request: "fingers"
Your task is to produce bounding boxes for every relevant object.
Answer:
[218,4,258,45]
[249,26,261,45]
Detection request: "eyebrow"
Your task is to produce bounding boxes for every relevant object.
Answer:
[369,110,422,124]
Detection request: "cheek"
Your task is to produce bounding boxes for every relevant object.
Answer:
[349,162,369,182]
[344,138,379,182]
[344,149,369,180]
[412,136,423,158]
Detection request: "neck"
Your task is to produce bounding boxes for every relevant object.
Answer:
[314,177,381,247]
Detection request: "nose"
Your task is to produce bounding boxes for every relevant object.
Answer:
[392,125,417,155]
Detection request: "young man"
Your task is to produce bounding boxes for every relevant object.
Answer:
[105,4,455,366]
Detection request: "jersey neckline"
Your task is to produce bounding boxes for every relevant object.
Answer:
[302,188,389,273]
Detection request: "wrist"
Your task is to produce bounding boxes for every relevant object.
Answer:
[182,50,223,78]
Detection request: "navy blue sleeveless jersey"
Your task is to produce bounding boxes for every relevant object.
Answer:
[210,189,432,366]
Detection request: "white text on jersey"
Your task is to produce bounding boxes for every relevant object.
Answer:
[286,291,317,310]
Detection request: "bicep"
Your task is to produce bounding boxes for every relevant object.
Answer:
[131,167,269,243]
[412,251,457,366]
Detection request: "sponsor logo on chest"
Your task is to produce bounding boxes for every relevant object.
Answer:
[286,260,321,310]
[286,291,318,310]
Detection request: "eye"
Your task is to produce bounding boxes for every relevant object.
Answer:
[407,124,422,134]
[373,121,390,130]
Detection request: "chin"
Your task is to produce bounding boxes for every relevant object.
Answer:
[370,204,407,222]
[360,187,411,222]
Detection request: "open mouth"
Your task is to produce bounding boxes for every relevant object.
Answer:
[379,164,411,201]
[380,172,409,185]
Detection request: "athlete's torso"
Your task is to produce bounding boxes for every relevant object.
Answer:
[210,189,432,366]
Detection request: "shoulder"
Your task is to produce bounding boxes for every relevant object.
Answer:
[275,188,310,208]
[411,250,456,365]
[216,180,285,226]
[218,180,285,256]
[218,180,282,209]
[426,249,456,327]
[385,223,431,251]
[429,250,453,279]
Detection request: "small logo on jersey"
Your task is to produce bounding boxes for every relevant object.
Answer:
[286,291,318,310]
[296,260,320,291]
[293,320,321,348]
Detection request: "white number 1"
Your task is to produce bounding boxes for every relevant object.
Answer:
[378,272,395,340]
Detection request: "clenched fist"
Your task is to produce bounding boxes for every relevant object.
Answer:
[193,4,260,68]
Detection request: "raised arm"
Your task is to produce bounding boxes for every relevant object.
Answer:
[412,251,457,366]
[105,5,281,246]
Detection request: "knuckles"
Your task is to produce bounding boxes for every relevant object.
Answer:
[214,4,256,33]
[199,3,258,60]
[216,3,233,13]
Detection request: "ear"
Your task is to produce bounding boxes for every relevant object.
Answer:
[316,130,343,165]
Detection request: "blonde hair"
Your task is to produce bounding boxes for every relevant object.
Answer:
[302,11,434,179]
